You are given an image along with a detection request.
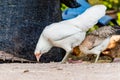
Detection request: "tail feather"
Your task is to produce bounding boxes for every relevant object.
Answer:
[113,26,120,35]
[68,5,107,31]
[89,26,120,38]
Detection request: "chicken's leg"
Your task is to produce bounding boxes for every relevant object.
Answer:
[61,51,71,63]
[95,54,100,63]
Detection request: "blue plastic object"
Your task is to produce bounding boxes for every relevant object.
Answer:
[62,0,113,25]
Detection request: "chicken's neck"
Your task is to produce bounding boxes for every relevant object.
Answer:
[34,34,53,54]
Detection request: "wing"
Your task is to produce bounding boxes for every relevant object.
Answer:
[89,26,117,38]
[91,37,110,52]
[80,35,96,49]
[42,22,82,41]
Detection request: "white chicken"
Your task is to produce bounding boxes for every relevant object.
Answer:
[34,5,106,63]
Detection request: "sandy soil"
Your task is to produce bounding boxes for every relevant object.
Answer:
[0,62,120,80]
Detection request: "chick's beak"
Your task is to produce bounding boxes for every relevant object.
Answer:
[35,53,41,62]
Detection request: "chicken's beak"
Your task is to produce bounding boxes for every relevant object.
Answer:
[35,53,41,62]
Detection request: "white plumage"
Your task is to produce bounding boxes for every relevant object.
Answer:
[34,5,106,63]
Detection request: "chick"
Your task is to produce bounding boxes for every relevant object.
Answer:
[79,26,120,62]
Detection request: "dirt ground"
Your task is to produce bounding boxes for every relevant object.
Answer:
[0,61,120,80]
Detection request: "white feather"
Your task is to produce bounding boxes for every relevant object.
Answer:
[67,5,106,31]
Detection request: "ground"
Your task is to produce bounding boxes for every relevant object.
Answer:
[0,61,120,80]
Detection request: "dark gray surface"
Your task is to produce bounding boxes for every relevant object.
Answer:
[0,0,61,60]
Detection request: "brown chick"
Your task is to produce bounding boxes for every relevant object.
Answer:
[71,33,120,63]
[79,26,120,62]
